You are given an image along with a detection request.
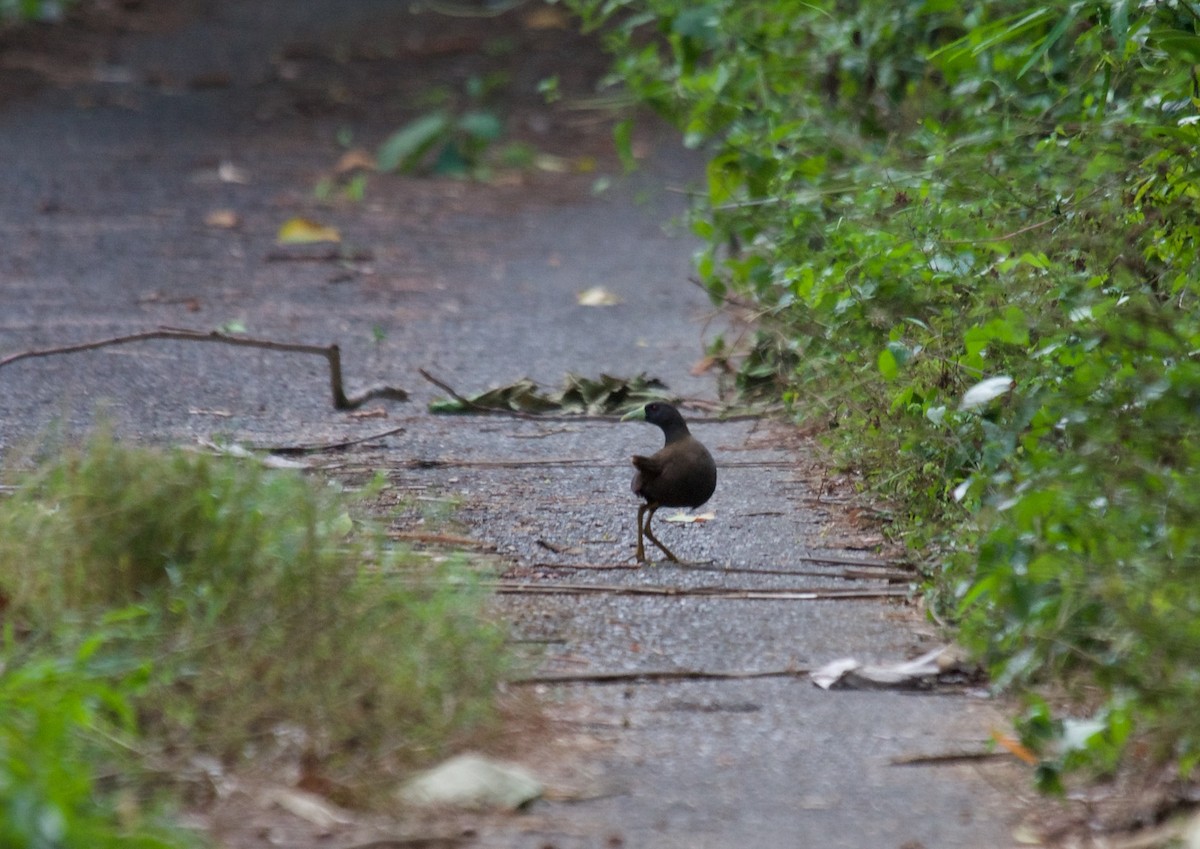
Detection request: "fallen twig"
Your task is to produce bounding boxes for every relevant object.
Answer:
[663,562,912,582]
[0,327,408,410]
[527,561,659,572]
[528,561,910,582]
[788,553,907,570]
[509,667,811,686]
[535,538,570,554]
[889,750,1010,767]
[487,581,907,600]
[339,837,470,849]
[257,426,407,455]
[403,456,605,469]
[388,531,496,550]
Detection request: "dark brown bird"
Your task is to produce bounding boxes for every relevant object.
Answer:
[621,402,717,563]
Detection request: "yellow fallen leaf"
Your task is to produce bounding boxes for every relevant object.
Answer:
[534,153,569,173]
[277,217,340,244]
[523,6,570,29]
[204,209,240,229]
[577,286,620,307]
[990,729,1038,765]
[664,511,715,524]
[334,148,376,174]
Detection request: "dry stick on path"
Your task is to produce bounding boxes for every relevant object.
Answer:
[487,581,907,600]
[404,456,605,469]
[889,750,1012,767]
[0,327,408,410]
[528,560,912,582]
[530,553,907,571]
[259,425,407,455]
[509,666,812,686]
[388,530,497,550]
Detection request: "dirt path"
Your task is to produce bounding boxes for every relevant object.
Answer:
[0,3,1022,846]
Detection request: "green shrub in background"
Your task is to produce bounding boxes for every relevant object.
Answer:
[0,0,67,22]
[0,434,508,822]
[563,0,1200,786]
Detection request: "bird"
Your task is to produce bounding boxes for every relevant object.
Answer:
[621,401,717,563]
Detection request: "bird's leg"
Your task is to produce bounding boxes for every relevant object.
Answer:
[635,503,648,562]
[641,504,680,563]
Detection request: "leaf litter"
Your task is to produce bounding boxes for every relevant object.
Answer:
[427,372,670,415]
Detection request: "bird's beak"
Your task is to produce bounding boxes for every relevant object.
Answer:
[621,406,647,422]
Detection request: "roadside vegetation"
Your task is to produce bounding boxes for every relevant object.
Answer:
[0,434,507,847]
[0,0,67,23]
[561,0,1200,790]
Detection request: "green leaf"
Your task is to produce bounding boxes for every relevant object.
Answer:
[877,346,899,380]
[378,113,451,172]
[706,153,742,206]
[1017,6,1078,78]
[432,141,469,176]
[457,111,503,141]
[613,119,635,173]
[671,7,718,44]
[1149,30,1200,64]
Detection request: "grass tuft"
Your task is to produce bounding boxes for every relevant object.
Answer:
[0,432,509,821]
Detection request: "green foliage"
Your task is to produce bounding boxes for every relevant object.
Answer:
[0,434,508,808]
[0,0,66,23]
[0,638,194,849]
[565,0,1200,783]
[378,75,509,178]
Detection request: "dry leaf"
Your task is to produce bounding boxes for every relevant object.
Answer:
[334,148,376,174]
[534,153,570,173]
[428,372,668,416]
[278,217,341,244]
[259,787,351,829]
[990,729,1038,765]
[523,6,570,29]
[810,646,976,691]
[204,209,240,229]
[188,408,233,417]
[577,286,620,307]
[664,511,715,524]
[217,160,250,184]
[690,355,719,376]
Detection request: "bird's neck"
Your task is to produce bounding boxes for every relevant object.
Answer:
[661,424,691,445]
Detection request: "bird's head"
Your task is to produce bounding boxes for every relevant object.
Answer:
[621,402,689,440]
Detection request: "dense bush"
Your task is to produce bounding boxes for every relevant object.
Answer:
[564,0,1200,785]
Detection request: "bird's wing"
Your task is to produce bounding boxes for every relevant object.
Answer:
[631,453,665,479]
